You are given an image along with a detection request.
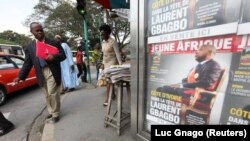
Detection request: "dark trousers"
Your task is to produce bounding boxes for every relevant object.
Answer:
[156,86,194,99]
[77,64,83,78]
[156,86,212,103]
[77,63,87,82]
[82,63,87,82]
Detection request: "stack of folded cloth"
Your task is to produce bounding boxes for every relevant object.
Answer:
[103,64,130,83]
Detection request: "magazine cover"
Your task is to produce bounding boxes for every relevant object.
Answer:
[220,48,250,125]
[145,0,249,127]
[145,35,238,125]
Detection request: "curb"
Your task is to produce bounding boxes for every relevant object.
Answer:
[41,92,68,141]
[41,82,97,141]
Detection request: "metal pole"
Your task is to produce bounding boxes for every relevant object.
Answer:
[103,9,108,23]
[82,18,92,84]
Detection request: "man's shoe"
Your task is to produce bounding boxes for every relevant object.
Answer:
[0,123,14,137]
[103,102,108,106]
[61,88,68,94]
[68,88,75,92]
[46,116,60,124]
[46,114,52,119]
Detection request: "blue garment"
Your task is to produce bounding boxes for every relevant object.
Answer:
[39,58,47,67]
[60,43,79,89]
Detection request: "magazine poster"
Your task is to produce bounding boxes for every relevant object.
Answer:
[219,45,250,124]
[147,0,241,44]
[145,35,243,125]
[145,0,249,126]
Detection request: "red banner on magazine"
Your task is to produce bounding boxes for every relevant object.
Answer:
[148,34,249,55]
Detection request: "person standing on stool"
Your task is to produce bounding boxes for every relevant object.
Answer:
[14,22,66,124]
[99,24,122,106]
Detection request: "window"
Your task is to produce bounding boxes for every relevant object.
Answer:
[9,56,24,68]
[0,44,24,58]
[0,57,15,69]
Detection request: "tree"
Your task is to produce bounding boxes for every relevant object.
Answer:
[24,0,130,50]
[44,2,83,37]
[0,30,32,47]
[0,38,16,45]
[25,0,95,49]
[24,0,59,25]
[107,16,130,49]
[44,1,83,49]
[83,1,130,50]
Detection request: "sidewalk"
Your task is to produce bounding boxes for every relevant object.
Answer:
[41,81,135,141]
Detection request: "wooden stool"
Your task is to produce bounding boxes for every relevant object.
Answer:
[104,80,131,135]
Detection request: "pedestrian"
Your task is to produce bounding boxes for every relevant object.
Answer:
[92,43,102,80]
[76,47,83,78]
[99,24,122,106]
[54,35,79,93]
[0,112,14,136]
[14,22,66,124]
[76,47,87,82]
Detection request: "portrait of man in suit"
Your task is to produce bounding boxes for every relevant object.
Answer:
[157,45,222,99]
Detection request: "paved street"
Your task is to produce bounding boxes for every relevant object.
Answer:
[50,86,134,141]
[0,65,97,141]
[0,85,46,141]
[0,66,135,141]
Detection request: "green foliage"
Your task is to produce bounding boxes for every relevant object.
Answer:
[24,0,130,49]
[0,38,16,45]
[0,30,32,48]
[107,17,130,49]
[45,2,83,37]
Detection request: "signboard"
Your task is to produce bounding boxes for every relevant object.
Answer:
[145,0,250,126]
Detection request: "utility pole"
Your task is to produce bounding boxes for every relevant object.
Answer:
[83,19,92,84]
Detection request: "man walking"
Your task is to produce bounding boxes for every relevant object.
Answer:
[14,22,66,124]
[54,35,79,93]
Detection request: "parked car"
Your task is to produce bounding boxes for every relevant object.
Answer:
[0,54,37,105]
[0,44,25,58]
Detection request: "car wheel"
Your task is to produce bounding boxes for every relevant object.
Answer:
[0,87,7,106]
